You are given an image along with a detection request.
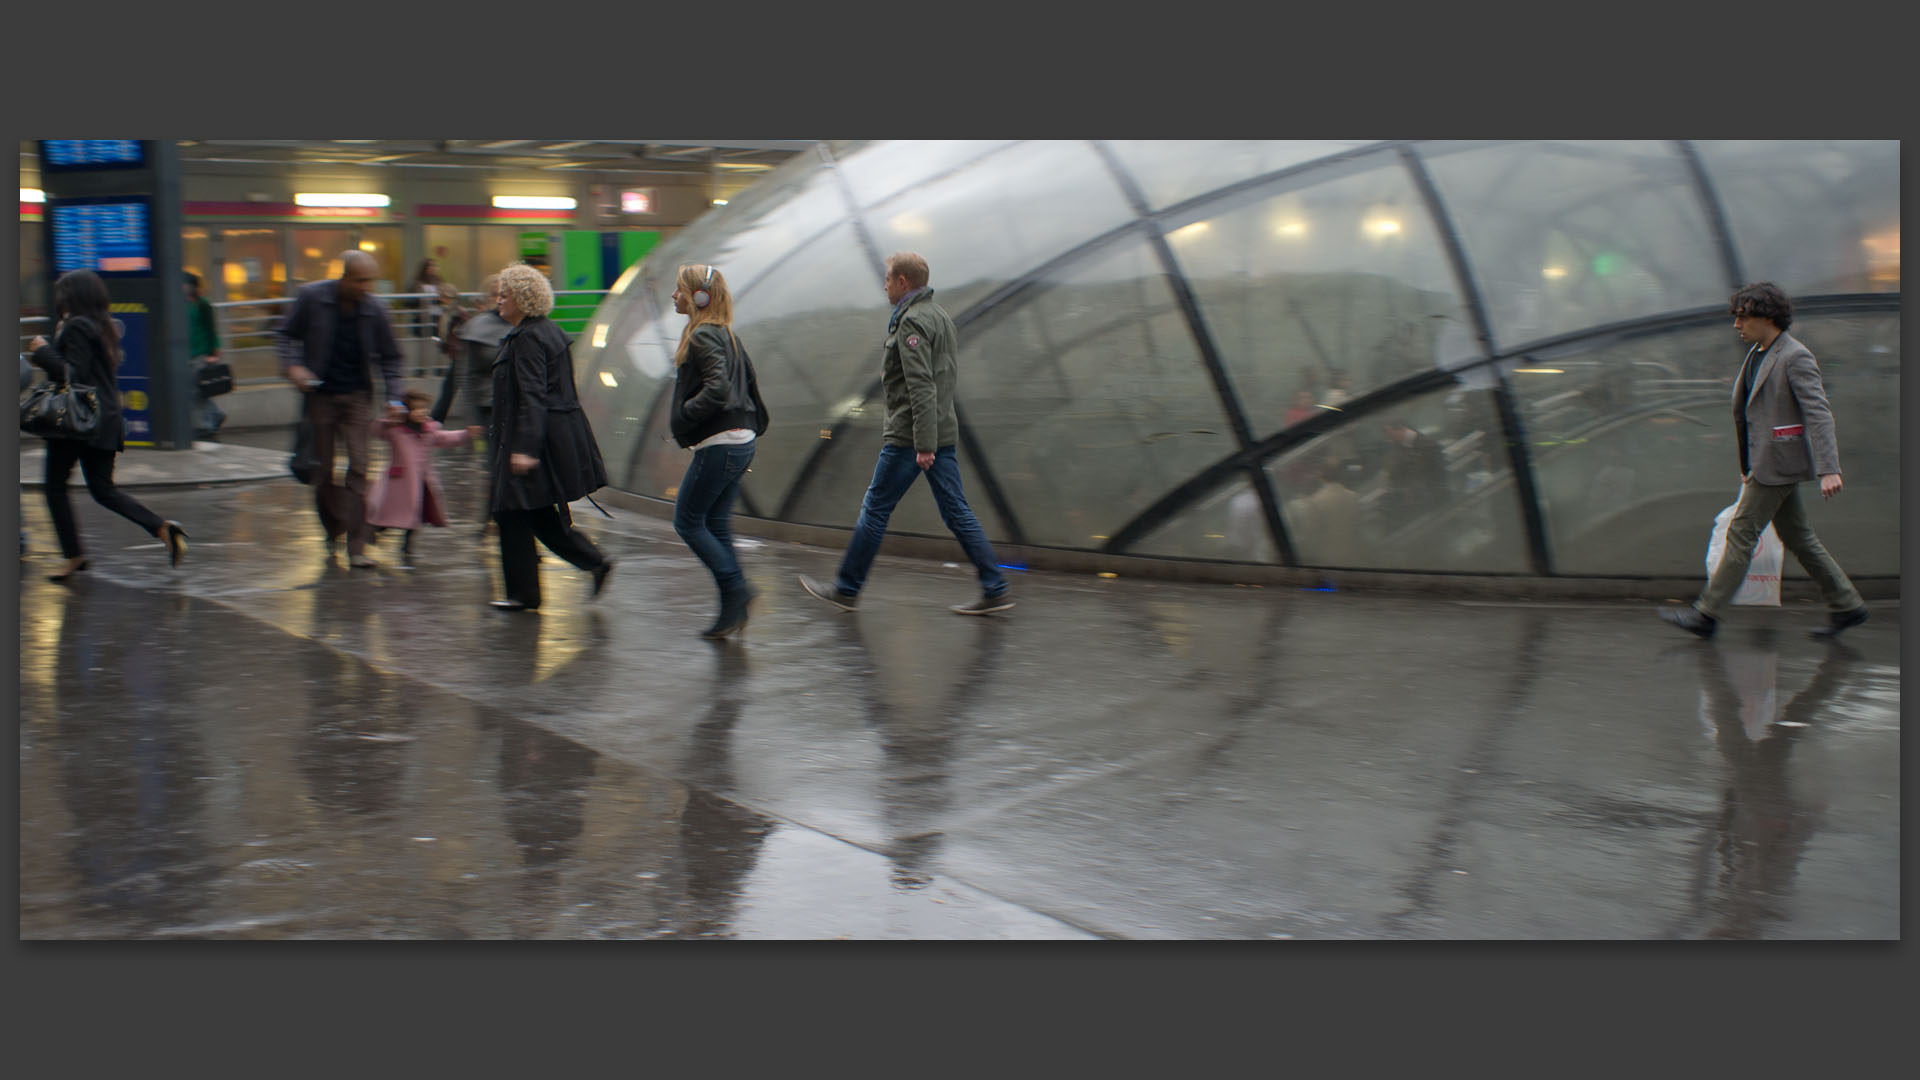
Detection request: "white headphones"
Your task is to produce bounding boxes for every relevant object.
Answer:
[693,265,716,309]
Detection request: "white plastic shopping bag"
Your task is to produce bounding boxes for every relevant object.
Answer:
[1705,500,1783,606]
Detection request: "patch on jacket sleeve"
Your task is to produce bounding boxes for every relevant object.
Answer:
[906,334,920,347]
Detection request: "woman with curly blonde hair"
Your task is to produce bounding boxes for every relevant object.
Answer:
[668,263,769,638]
[484,262,613,611]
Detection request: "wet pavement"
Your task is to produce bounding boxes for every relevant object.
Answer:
[14,439,1902,939]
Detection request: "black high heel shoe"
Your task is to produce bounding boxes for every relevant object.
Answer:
[49,559,89,583]
[160,522,189,568]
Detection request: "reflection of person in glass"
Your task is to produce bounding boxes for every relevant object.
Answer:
[1287,456,1360,561]
[799,252,1013,617]
[1695,641,1856,939]
[1376,417,1447,525]
[1661,282,1867,641]
[667,264,771,639]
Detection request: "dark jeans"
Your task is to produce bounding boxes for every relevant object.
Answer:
[674,441,756,600]
[835,443,1007,599]
[42,439,165,559]
[305,391,374,556]
[494,505,606,609]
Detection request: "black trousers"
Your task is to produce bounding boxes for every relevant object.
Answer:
[43,439,165,559]
[494,505,605,609]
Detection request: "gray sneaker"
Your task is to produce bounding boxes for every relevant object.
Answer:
[951,593,1014,616]
[798,574,857,612]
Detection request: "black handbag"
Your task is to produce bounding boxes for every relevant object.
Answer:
[19,362,101,440]
[288,401,322,484]
[195,360,234,398]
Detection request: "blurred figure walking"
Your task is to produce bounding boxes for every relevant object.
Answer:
[274,251,408,568]
[28,270,187,581]
[184,271,225,439]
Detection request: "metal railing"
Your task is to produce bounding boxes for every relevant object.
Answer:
[19,290,609,387]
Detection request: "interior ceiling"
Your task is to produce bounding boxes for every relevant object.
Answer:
[165,139,817,177]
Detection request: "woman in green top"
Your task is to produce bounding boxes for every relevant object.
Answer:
[185,271,225,438]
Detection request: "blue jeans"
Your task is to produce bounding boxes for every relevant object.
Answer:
[675,442,756,598]
[835,444,1007,599]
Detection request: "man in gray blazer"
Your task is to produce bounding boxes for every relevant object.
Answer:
[1661,282,1867,640]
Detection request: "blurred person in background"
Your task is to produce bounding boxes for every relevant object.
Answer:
[666,263,770,639]
[184,271,224,439]
[1377,417,1447,526]
[275,251,407,568]
[798,251,1012,617]
[28,270,188,581]
[485,263,613,611]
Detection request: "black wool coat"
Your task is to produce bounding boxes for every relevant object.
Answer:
[488,315,609,512]
[31,316,126,452]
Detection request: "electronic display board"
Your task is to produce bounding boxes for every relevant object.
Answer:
[47,197,154,275]
[39,140,147,170]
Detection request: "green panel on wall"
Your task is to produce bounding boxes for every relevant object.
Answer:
[620,231,661,271]
[563,231,601,291]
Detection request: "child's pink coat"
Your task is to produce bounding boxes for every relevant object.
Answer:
[367,417,474,529]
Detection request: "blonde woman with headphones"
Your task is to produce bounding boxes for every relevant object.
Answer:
[668,264,770,639]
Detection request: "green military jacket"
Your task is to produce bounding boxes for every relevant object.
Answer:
[881,287,961,452]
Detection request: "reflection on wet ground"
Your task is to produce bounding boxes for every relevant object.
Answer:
[15,459,1901,939]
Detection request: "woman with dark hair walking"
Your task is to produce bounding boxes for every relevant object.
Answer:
[27,269,187,581]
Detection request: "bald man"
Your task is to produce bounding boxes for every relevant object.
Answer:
[275,251,407,567]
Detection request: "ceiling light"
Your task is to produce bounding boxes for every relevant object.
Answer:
[21,188,45,203]
[1364,218,1402,237]
[1541,265,1568,280]
[492,195,576,210]
[1275,221,1305,236]
[599,370,618,387]
[294,192,390,208]
[1512,368,1565,375]
[1169,221,1210,240]
[592,324,609,349]
[711,198,729,206]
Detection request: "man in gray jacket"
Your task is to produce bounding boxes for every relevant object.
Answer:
[799,251,1012,615]
[1660,282,1867,640]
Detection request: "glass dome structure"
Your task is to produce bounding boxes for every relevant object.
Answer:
[574,140,1899,580]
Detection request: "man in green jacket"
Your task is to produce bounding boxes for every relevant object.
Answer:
[185,271,225,439]
[800,251,1013,615]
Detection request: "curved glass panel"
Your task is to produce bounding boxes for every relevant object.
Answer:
[1693,140,1899,295]
[1266,384,1530,572]
[1421,140,1726,349]
[836,139,1016,210]
[1128,477,1278,564]
[859,140,1137,319]
[1166,152,1471,436]
[1105,140,1373,211]
[954,237,1230,550]
[1513,325,1741,576]
[1519,313,1898,577]
[647,223,891,513]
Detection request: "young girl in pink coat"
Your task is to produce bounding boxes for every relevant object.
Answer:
[368,389,483,569]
